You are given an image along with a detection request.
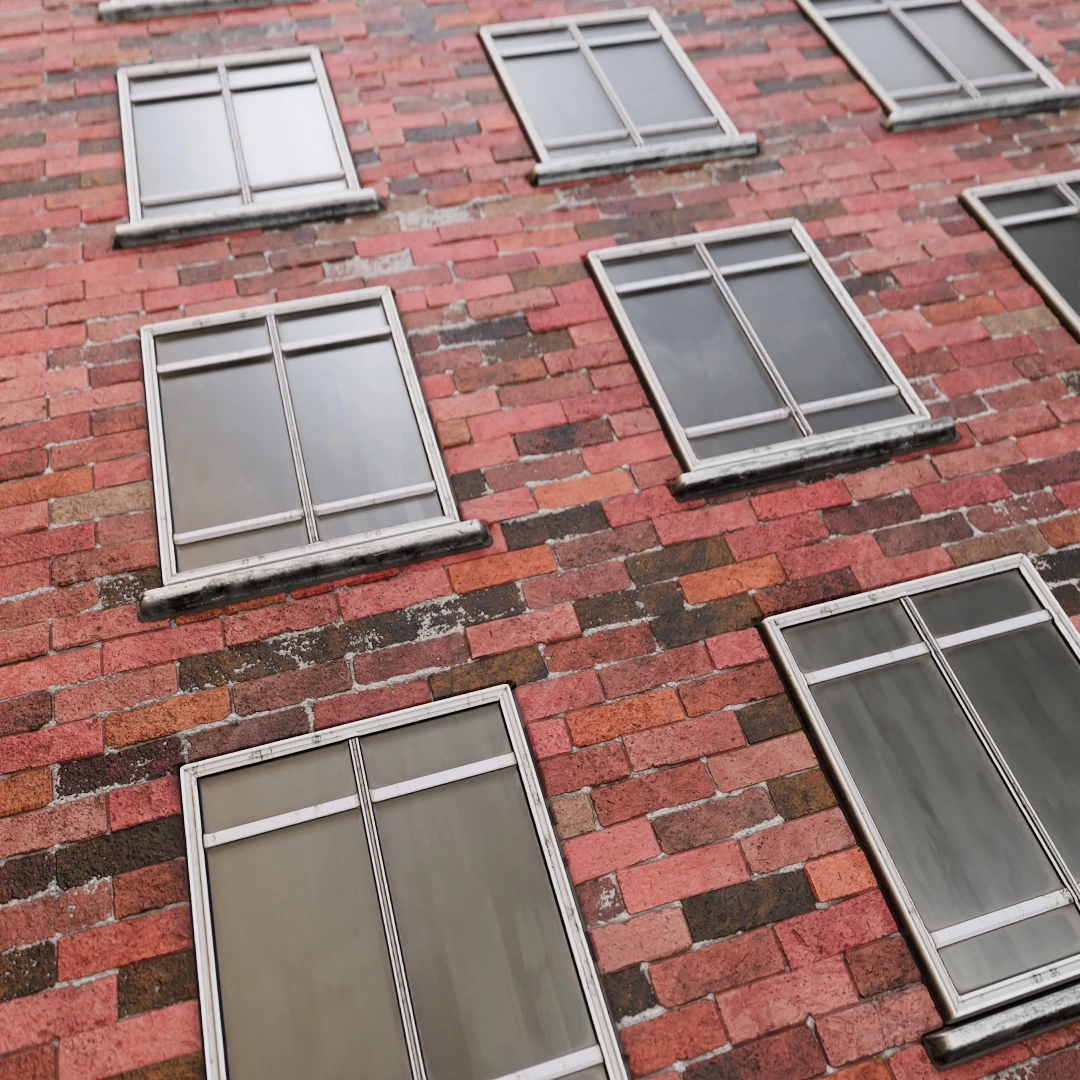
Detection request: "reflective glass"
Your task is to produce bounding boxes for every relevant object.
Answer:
[807,394,911,433]
[492,29,574,53]
[128,71,221,100]
[689,416,804,459]
[277,303,389,347]
[132,97,238,200]
[207,812,411,1080]
[604,249,703,286]
[832,13,951,92]
[580,19,655,41]
[914,570,1040,638]
[316,494,445,542]
[1006,218,1080,312]
[175,519,309,573]
[228,60,316,89]
[707,233,803,268]
[155,321,270,366]
[594,41,712,127]
[907,6,1026,81]
[143,193,244,219]
[982,187,1068,219]
[785,600,919,671]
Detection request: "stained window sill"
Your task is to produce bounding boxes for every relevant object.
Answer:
[887,88,1080,132]
[671,417,957,499]
[98,0,288,18]
[139,519,491,621]
[114,189,380,249]
[925,980,1080,1066]
[531,133,758,186]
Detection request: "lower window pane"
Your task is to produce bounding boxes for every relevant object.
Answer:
[143,193,244,219]
[316,494,445,543]
[174,520,309,573]
[593,41,712,128]
[374,769,598,1080]
[689,416,803,459]
[981,188,1068,219]
[206,811,411,1080]
[807,394,910,434]
[1006,218,1080,311]
[251,178,350,204]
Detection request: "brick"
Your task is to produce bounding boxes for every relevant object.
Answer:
[515,670,603,721]
[653,787,775,854]
[751,478,850,520]
[58,906,193,981]
[679,555,785,605]
[539,743,631,797]
[232,661,354,717]
[735,695,801,744]
[623,711,744,771]
[429,646,546,698]
[545,624,655,673]
[465,603,579,658]
[0,716,103,773]
[741,807,855,874]
[652,502,757,545]
[806,847,877,901]
[726,512,828,561]
[651,594,760,649]
[117,950,197,1019]
[0,648,101,700]
[650,926,787,1007]
[0,941,56,1003]
[102,623,224,674]
[534,469,634,509]
[563,818,659,884]
[599,642,712,699]
[567,688,683,746]
[0,767,52,817]
[816,985,939,1066]
[105,688,230,748]
[716,955,859,1043]
[590,907,691,974]
[593,762,714,826]
[55,667,178,724]
[338,566,451,619]
[680,662,783,718]
[113,861,188,921]
[846,936,921,997]
[0,692,51,739]
[0,882,112,951]
[618,840,748,913]
[775,890,896,969]
[684,1025,825,1080]
[603,966,656,1021]
[0,976,116,1056]
[708,732,817,792]
[0,1045,55,1080]
[447,545,555,592]
[621,1000,726,1078]
[55,817,186,891]
[705,627,769,671]
[768,769,836,819]
[0,797,107,860]
[626,537,731,586]
[550,794,595,839]
[107,777,181,832]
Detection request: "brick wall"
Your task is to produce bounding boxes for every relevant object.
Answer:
[2,0,1080,1076]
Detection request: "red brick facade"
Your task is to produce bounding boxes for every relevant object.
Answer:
[2,0,1080,1076]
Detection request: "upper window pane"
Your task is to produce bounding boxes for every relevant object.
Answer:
[144,291,456,585]
[481,9,755,182]
[589,221,944,494]
[766,558,1080,1024]
[798,0,1080,129]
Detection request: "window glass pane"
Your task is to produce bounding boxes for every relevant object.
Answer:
[132,97,239,200]
[316,493,445,542]
[250,178,349,203]
[620,282,787,429]
[939,905,1080,995]
[128,71,221,100]
[503,52,625,142]
[277,302,388,346]
[604,249,703,286]
[811,654,1063,933]
[143,193,245,219]
[913,570,1040,637]
[158,360,301,535]
[907,6,1027,80]
[784,600,919,671]
[807,393,911,433]
[285,340,435,507]
[1005,218,1080,311]
[155,322,270,366]
[706,233,804,269]
[729,264,891,404]
[580,19,654,41]
[832,13,952,92]
[593,41,712,127]
[200,744,357,833]
[689,416,804,459]
[227,60,316,90]
[947,623,1080,881]
[232,83,343,189]
[361,704,511,789]
[374,769,597,1080]
[982,188,1069,219]
[175,519,309,573]
[492,29,574,53]
[207,812,411,1080]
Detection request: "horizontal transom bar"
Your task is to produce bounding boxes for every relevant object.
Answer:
[368,753,517,803]
[685,407,792,439]
[492,1045,606,1080]
[202,794,361,848]
[314,481,438,517]
[173,508,304,546]
[932,890,1074,949]
[936,609,1052,649]
[804,642,929,685]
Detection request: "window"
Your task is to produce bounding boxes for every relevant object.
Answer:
[139,289,487,619]
[99,0,296,20]
[479,9,756,184]
[795,0,1080,130]
[763,555,1080,1064]
[963,171,1080,341]
[116,49,377,246]
[588,218,953,497]
[182,686,626,1080]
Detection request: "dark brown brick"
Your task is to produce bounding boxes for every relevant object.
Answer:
[0,691,51,738]
[503,504,609,551]
[110,1054,206,1080]
[56,737,183,798]
[576,874,626,928]
[822,494,921,535]
[736,695,802,745]
[654,788,775,854]
[118,950,198,1018]
[685,1025,825,1080]
[0,941,56,1003]
[0,852,54,905]
[515,419,613,456]
[767,769,836,819]
[651,594,759,649]
[754,569,860,618]
[876,512,972,556]
[430,645,547,698]
[1002,451,1080,494]
[683,870,816,942]
[625,537,732,586]
[846,936,920,997]
[98,570,161,609]
[603,966,656,1020]
[184,707,309,762]
[949,524,1047,566]
[56,818,186,890]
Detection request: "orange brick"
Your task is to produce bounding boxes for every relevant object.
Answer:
[806,847,877,901]
[533,469,634,509]
[105,687,231,748]
[621,1000,726,1077]
[566,688,683,746]
[447,545,555,593]
[0,767,52,817]
[679,554,785,604]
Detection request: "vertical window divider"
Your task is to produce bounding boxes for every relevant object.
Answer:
[884,1,979,98]
[1059,182,1080,211]
[267,315,319,544]
[218,61,253,205]
[899,595,1080,910]
[695,241,813,436]
[567,23,645,149]
[348,739,429,1080]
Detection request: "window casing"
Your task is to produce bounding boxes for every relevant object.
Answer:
[479,8,756,185]
[99,0,296,20]
[963,171,1080,342]
[764,555,1080,1063]
[588,218,954,497]
[181,685,627,1080]
[116,49,378,247]
[139,289,487,619]
[795,0,1080,130]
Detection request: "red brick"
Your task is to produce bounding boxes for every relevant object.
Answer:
[465,604,579,658]
[598,643,712,699]
[562,818,660,884]
[113,861,188,920]
[106,776,181,831]
[726,512,829,561]
[314,680,431,730]
[716,955,859,1043]
[468,401,566,442]
[623,711,744,771]
[621,1000,727,1077]
[0,882,113,951]
[652,501,757,544]
[590,907,691,974]
[539,742,631,797]
[780,534,883,580]
[567,688,684,746]
[593,762,714,826]
[806,847,877,901]
[0,766,52,817]
[521,561,630,608]
[222,594,340,646]
[0,648,101,700]
[0,716,103,773]
[707,732,817,791]
[58,905,193,981]
[740,807,856,874]
[0,797,107,859]
[338,565,452,619]
[817,985,940,1066]
[887,1043,1029,1080]
[751,478,850,520]
[581,431,671,473]
[101,621,224,673]
[447,545,555,592]
[844,459,939,501]
[852,547,955,591]
[776,890,895,969]
[545,625,654,672]
[650,926,787,1006]
[933,439,1026,479]
[0,977,116,1057]
[679,662,783,718]
[618,840,748,913]
[705,627,769,671]
[515,670,603,721]
[0,1045,54,1080]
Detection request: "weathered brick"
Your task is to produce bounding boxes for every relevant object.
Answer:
[567,688,683,746]
[816,985,939,1066]
[740,807,855,874]
[767,769,836,819]
[621,1000,727,1078]
[684,1025,825,1080]
[775,890,896,969]
[683,869,816,942]
[603,965,656,1020]
[563,818,660,884]
[593,762,714,826]
[117,951,198,1018]
[623,710,744,771]
[806,847,877,901]
[618,841,748,913]
[590,907,691,974]
[653,787,775,854]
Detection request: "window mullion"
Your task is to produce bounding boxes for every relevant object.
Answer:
[349,740,429,1080]
[900,596,1080,908]
[568,26,644,149]
[267,315,319,544]
[1058,182,1080,211]
[884,1,979,98]
[696,242,813,436]
[218,62,253,204]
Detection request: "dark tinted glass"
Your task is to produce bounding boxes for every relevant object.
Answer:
[621,282,787,429]
[492,28,573,52]
[807,394,911,433]
[982,188,1068,219]
[593,41,711,126]
[228,60,316,90]
[316,493,445,542]
[580,20,654,41]
[604,249,703,285]
[277,303,388,346]
[689,416,804,459]
[155,322,270,366]
[914,571,1039,638]
[175,519,309,573]
[785,600,919,671]
[832,13,951,91]
[907,6,1026,80]
[729,264,890,403]
[707,233,803,268]
[1007,218,1080,311]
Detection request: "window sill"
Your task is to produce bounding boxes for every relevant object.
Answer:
[671,417,957,499]
[925,979,1080,1066]
[530,133,758,186]
[114,189,380,249]
[98,0,289,17]
[887,87,1080,132]
[139,519,491,621]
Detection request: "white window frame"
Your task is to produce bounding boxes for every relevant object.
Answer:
[795,0,1080,130]
[139,288,488,620]
[115,48,378,247]
[181,684,629,1080]
[588,217,954,498]
[479,8,757,185]
[763,554,1080,1065]
[963,170,1080,341]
